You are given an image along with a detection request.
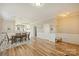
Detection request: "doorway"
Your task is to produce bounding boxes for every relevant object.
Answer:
[34,26,37,37]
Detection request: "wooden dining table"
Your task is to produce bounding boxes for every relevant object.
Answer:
[11,33,28,44]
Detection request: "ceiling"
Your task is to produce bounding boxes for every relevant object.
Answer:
[0,3,79,24]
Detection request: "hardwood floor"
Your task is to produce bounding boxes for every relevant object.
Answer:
[0,38,79,56]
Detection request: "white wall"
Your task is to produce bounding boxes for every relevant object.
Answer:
[37,23,56,42]
[0,18,3,33]
[56,14,79,45]
[29,25,35,38]
[2,20,15,33]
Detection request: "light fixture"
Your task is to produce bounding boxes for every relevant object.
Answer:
[32,3,44,7]
[60,14,67,17]
[35,3,41,6]
[59,12,70,17]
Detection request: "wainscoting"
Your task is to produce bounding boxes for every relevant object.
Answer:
[37,32,55,42]
[37,32,79,45]
[56,33,79,45]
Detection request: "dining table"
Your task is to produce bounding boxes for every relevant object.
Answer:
[11,33,28,44]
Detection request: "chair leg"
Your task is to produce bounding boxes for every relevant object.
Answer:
[28,37,30,40]
[11,40,12,44]
[20,38,22,42]
[25,37,26,41]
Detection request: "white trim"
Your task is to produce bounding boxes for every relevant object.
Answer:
[56,33,79,45]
